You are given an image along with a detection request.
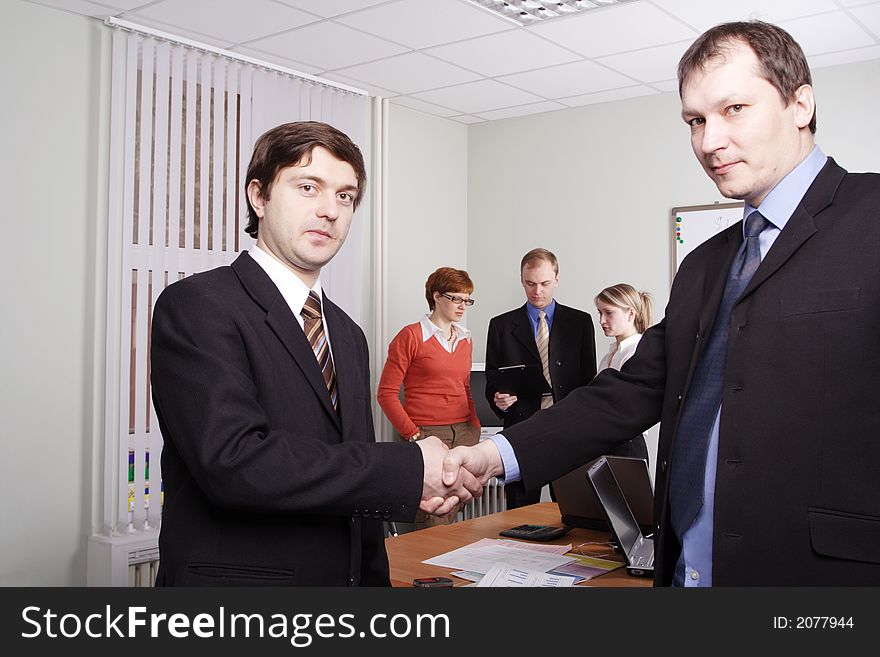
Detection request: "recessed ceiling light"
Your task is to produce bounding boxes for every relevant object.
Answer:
[466,0,640,26]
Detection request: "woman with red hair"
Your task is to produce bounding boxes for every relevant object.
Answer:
[378,267,480,528]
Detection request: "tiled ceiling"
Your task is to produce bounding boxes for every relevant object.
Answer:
[27,0,880,124]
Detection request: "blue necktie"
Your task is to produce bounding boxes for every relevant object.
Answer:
[669,210,770,538]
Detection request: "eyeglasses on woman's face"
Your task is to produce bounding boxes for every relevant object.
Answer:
[440,292,475,306]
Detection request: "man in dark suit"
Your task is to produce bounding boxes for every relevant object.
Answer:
[484,249,596,508]
[444,21,880,585]
[150,121,478,586]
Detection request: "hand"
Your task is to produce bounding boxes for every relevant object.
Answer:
[443,440,505,488]
[493,391,517,411]
[416,436,483,516]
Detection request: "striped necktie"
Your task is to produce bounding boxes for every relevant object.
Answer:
[302,291,338,411]
[536,310,553,409]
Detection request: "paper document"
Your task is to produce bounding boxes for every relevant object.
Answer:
[468,537,572,555]
[477,564,577,587]
[423,543,574,574]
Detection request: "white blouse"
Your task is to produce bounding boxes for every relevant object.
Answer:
[598,333,642,372]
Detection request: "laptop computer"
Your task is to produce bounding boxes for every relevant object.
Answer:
[553,455,654,534]
[586,456,655,578]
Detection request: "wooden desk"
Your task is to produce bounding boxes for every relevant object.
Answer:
[385,502,651,587]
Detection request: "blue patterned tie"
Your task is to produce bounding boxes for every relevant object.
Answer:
[669,210,770,537]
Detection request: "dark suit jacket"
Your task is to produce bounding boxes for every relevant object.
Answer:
[150,252,423,586]
[503,159,880,585]
[485,302,597,429]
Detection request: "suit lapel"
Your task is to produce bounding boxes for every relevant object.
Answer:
[323,297,357,438]
[697,229,740,339]
[738,158,842,300]
[512,304,541,362]
[548,303,567,362]
[695,158,843,356]
[232,253,341,428]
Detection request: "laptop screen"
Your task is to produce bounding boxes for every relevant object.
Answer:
[587,458,641,556]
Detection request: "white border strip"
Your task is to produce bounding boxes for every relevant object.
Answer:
[104,17,369,97]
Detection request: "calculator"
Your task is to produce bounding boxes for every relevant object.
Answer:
[499,524,571,541]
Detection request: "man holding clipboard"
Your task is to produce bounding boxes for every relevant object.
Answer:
[484,249,597,508]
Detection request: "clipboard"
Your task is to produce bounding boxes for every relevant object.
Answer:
[485,364,551,399]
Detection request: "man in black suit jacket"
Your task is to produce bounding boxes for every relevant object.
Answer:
[484,249,596,508]
[444,22,880,585]
[150,122,478,586]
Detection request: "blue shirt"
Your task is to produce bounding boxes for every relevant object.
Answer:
[526,299,557,337]
[491,145,828,585]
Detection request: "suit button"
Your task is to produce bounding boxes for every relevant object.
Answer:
[661,459,667,472]
[383,512,391,520]
[352,510,360,518]
[372,511,382,519]
[556,360,561,366]
[349,577,355,585]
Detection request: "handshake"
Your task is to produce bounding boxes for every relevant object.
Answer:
[415,436,506,517]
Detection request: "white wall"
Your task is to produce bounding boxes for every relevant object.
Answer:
[0,1,107,585]
[378,105,469,440]
[465,58,880,474]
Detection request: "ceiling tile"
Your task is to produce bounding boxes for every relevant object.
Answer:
[246,21,408,70]
[131,0,318,44]
[529,2,696,58]
[25,0,117,18]
[498,60,634,99]
[274,0,389,18]
[411,79,543,114]
[115,15,238,48]
[476,101,566,121]
[651,0,840,32]
[652,79,680,93]
[390,96,460,118]
[335,52,481,94]
[597,40,690,83]
[850,2,880,39]
[424,30,580,77]
[318,72,395,97]
[335,0,512,49]
[100,0,158,8]
[447,115,486,124]
[558,85,660,107]
[228,45,323,74]
[808,44,880,69]
[780,12,876,55]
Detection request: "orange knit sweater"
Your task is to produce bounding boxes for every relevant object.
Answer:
[377,322,479,439]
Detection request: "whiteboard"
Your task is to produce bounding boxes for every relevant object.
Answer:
[672,202,744,274]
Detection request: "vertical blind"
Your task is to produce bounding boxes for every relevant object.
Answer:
[102,27,372,536]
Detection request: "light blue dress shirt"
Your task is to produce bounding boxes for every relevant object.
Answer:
[491,146,828,586]
[526,299,556,337]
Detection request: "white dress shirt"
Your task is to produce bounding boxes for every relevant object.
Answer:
[598,333,642,371]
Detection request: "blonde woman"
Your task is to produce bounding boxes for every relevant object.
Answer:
[595,283,653,462]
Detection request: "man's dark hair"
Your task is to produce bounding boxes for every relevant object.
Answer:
[244,121,367,238]
[678,20,817,134]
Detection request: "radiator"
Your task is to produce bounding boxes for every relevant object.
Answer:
[459,477,506,521]
[86,529,160,587]
[88,482,505,586]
